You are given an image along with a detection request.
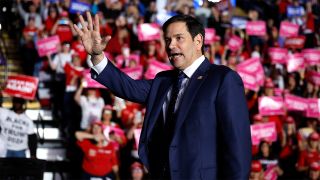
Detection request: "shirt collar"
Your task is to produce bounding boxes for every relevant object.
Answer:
[183,55,205,78]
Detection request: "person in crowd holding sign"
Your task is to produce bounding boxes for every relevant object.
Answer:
[76,121,119,180]
[0,97,37,158]
[74,12,251,179]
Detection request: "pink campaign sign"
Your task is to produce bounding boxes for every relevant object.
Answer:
[279,21,299,38]
[36,35,60,57]
[250,122,277,145]
[274,88,283,97]
[258,96,285,116]
[306,99,320,118]
[115,54,140,68]
[144,60,172,79]
[268,48,288,64]
[237,70,259,92]
[82,69,106,89]
[302,49,320,66]
[246,21,266,36]
[286,53,305,73]
[204,28,216,45]
[121,65,143,80]
[285,94,308,112]
[306,71,320,86]
[228,35,243,52]
[137,23,161,41]
[237,58,265,86]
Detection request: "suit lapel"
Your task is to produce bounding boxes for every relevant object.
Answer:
[173,59,211,138]
[146,75,174,139]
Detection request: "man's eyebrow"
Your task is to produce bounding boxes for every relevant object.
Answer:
[165,33,185,38]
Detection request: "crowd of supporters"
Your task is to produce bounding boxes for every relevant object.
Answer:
[0,0,319,179]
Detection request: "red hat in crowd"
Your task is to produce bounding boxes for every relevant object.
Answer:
[309,132,320,141]
[61,11,69,17]
[285,116,295,124]
[253,114,263,122]
[310,162,320,171]
[251,160,262,172]
[264,78,275,88]
[103,105,113,114]
[130,162,143,171]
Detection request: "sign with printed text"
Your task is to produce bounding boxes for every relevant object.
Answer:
[237,58,265,86]
[251,122,277,145]
[285,36,306,49]
[82,69,106,89]
[204,28,216,45]
[268,48,288,64]
[3,75,39,100]
[137,23,161,41]
[306,71,320,86]
[306,98,320,118]
[228,35,243,52]
[286,53,305,73]
[258,96,285,116]
[302,49,320,66]
[285,94,308,112]
[144,60,172,79]
[36,35,60,57]
[69,0,91,14]
[246,21,266,36]
[121,66,143,80]
[237,70,259,91]
[279,21,299,38]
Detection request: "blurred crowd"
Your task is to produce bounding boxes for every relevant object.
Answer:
[0,0,319,179]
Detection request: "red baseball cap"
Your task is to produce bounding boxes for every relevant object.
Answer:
[285,116,295,124]
[251,160,262,172]
[309,132,320,141]
[130,162,143,171]
[310,162,320,171]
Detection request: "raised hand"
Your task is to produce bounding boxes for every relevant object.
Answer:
[73,11,110,65]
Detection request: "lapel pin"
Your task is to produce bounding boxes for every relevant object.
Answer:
[197,76,203,80]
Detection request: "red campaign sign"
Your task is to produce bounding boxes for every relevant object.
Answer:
[3,74,39,100]
[306,98,320,118]
[144,60,173,79]
[285,36,306,49]
[36,35,60,57]
[121,65,143,80]
[115,54,140,68]
[286,53,305,73]
[228,35,243,52]
[246,21,266,36]
[258,96,285,116]
[268,47,288,64]
[204,28,216,45]
[302,49,320,66]
[306,71,320,86]
[250,122,277,145]
[82,69,106,89]
[137,23,161,41]
[279,21,299,38]
[237,70,259,92]
[285,94,309,112]
[236,58,265,86]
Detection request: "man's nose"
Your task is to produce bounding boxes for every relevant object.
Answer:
[168,39,176,50]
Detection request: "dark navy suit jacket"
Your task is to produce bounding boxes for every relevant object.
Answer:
[94,58,252,180]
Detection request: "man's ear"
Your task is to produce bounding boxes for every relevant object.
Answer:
[194,34,203,51]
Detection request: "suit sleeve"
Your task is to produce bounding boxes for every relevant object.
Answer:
[93,62,152,104]
[216,70,252,180]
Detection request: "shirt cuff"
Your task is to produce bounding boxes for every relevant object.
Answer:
[90,55,108,75]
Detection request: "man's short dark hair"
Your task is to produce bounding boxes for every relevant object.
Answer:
[162,15,205,54]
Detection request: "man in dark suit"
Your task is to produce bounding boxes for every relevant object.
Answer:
[74,12,251,179]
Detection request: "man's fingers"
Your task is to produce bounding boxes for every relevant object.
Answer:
[94,14,100,32]
[78,15,88,32]
[101,36,111,48]
[86,11,93,31]
[73,24,84,36]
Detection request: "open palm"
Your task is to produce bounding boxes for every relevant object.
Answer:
[73,12,110,57]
